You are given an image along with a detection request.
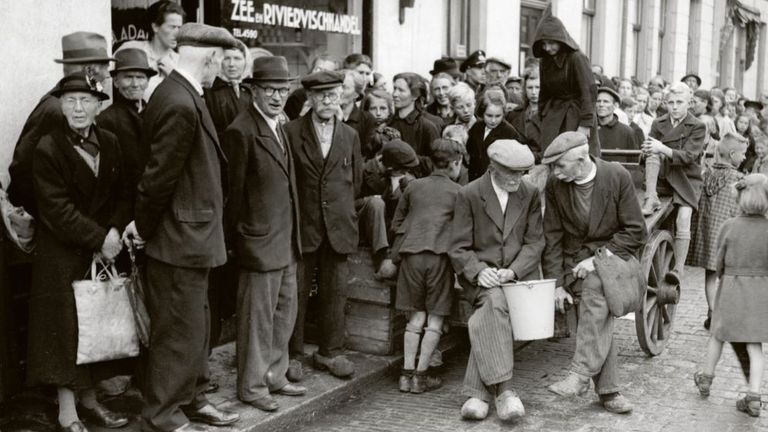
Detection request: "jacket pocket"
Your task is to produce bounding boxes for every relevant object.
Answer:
[175,208,214,223]
[241,223,270,237]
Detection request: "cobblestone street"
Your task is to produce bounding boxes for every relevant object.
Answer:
[295,266,768,432]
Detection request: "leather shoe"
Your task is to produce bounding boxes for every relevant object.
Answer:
[183,403,239,426]
[600,393,633,414]
[244,395,279,412]
[77,404,129,429]
[273,383,307,396]
[495,390,525,421]
[460,397,489,420]
[548,372,590,396]
[314,353,355,378]
[287,359,304,382]
[59,420,88,432]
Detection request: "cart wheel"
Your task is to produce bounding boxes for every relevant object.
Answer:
[635,230,680,356]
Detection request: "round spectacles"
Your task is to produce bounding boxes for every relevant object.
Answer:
[311,91,340,103]
[256,85,290,98]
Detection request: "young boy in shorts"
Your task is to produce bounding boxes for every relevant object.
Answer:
[391,138,464,393]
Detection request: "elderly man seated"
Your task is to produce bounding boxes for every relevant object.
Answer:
[541,132,647,414]
[449,140,544,422]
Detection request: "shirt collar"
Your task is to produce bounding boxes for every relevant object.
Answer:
[490,174,508,197]
[253,102,279,132]
[175,67,204,96]
[65,124,99,147]
[575,161,597,185]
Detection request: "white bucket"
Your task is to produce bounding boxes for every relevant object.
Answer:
[502,279,556,341]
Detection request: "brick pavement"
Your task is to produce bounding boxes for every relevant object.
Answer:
[294,267,768,432]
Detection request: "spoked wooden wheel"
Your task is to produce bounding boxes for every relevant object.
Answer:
[635,230,680,356]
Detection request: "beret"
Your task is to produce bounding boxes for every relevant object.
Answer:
[597,86,620,104]
[176,23,239,49]
[542,131,589,165]
[460,50,486,72]
[487,140,534,171]
[301,70,345,90]
[486,57,511,69]
[382,139,419,169]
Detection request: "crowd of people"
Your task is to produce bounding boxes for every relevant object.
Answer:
[2,2,768,430]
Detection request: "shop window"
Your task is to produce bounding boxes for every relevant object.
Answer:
[581,0,596,59]
[519,1,547,75]
[446,0,471,58]
[622,0,642,79]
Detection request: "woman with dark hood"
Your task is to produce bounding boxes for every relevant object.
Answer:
[532,15,600,157]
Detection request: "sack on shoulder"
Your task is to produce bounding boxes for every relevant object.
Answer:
[593,247,646,317]
[72,257,140,364]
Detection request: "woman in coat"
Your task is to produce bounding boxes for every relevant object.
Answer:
[532,15,600,157]
[27,73,132,432]
[466,93,526,181]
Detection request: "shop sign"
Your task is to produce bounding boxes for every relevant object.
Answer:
[225,1,362,40]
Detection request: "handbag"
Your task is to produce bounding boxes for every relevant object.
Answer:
[593,247,646,317]
[126,242,151,347]
[72,256,140,364]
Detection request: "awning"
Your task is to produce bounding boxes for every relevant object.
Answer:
[721,0,762,70]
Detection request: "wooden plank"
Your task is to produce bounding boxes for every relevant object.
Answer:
[347,301,393,320]
[636,191,673,231]
[346,316,393,339]
[346,279,395,305]
[346,335,401,355]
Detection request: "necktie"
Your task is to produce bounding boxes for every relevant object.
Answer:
[77,138,99,158]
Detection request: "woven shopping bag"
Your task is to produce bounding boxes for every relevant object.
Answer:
[72,256,140,364]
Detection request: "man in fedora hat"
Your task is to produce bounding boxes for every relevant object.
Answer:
[8,31,115,217]
[98,48,157,192]
[449,140,544,422]
[541,132,646,415]
[222,55,307,412]
[430,57,461,79]
[284,70,363,380]
[122,23,240,431]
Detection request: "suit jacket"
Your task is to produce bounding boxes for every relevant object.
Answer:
[284,114,362,254]
[135,70,227,268]
[649,112,706,209]
[97,90,147,193]
[344,105,378,160]
[449,173,545,304]
[542,158,647,288]
[204,76,252,138]
[8,89,62,216]
[466,120,526,181]
[390,172,460,259]
[223,105,301,272]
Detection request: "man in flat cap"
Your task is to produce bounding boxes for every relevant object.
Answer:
[284,70,363,379]
[541,131,646,414]
[123,23,240,431]
[595,87,639,163]
[461,50,486,93]
[9,31,115,217]
[484,57,511,87]
[449,140,544,422]
[223,55,307,412]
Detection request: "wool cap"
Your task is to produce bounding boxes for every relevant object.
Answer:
[382,139,419,169]
[542,131,589,165]
[301,70,345,90]
[486,57,511,70]
[176,23,239,49]
[460,50,486,72]
[487,140,534,171]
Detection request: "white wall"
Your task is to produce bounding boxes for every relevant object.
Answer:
[0,0,113,184]
[480,0,521,74]
[371,0,445,84]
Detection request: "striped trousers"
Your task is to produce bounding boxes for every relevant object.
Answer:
[569,272,620,394]
[462,287,515,402]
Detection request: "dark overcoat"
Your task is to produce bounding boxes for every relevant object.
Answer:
[135,71,227,268]
[449,173,544,304]
[223,105,301,272]
[27,124,132,388]
[542,158,647,290]
[8,89,62,216]
[204,76,252,138]
[466,120,526,181]
[506,105,542,162]
[533,16,600,157]
[97,90,147,192]
[284,115,362,255]
[648,112,707,209]
[598,114,640,163]
[344,105,379,160]
[388,109,441,156]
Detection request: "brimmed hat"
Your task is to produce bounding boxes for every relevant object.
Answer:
[486,57,511,70]
[506,76,523,84]
[542,131,588,165]
[597,86,621,104]
[301,70,345,90]
[744,100,764,111]
[243,56,296,83]
[460,50,486,73]
[382,139,419,169]
[54,32,115,64]
[176,23,239,49]
[51,72,109,101]
[680,73,702,87]
[430,57,461,78]
[110,48,157,78]
[487,140,534,171]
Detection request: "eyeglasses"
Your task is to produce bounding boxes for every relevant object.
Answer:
[256,85,290,98]
[62,97,98,108]
[310,91,340,103]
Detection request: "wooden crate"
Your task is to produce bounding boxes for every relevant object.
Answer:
[345,249,406,355]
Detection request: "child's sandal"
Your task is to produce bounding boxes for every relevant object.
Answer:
[693,371,714,397]
[736,393,762,417]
